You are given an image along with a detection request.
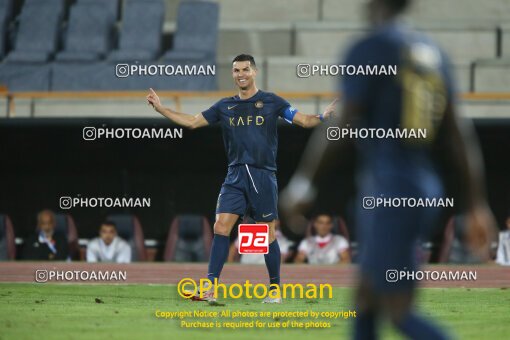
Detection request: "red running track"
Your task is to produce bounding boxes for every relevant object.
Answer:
[0,262,508,288]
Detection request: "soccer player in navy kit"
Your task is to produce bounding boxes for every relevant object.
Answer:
[282,0,496,337]
[146,54,337,303]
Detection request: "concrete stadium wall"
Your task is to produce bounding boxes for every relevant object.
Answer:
[4,97,510,119]
[163,0,510,23]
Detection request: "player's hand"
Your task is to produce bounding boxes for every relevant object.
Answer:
[321,98,339,120]
[279,174,316,234]
[146,88,162,111]
[464,203,498,262]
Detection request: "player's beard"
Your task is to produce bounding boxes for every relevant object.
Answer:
[237,79,252,91]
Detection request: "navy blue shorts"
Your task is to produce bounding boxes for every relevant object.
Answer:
[356,171,444,293]
[216,164,278,222]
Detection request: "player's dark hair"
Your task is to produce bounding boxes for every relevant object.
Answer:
[313,213,333,221]
[101,220,117,230]
[232,54,256,68]
[381,0,410,13]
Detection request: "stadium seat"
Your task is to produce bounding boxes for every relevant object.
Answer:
[108,0,164,62]
[5,0,64,63]
[106,214,146,261]
[0,0,13,59]
[56,2,115,62]
[163,215,212,262]
[54,213,80,261]
[78,0,119,20]
[162,0,219,63]
[0,63,51,91]
[0,214,16,260]
[51,62,120,91]
[159,1,220,90]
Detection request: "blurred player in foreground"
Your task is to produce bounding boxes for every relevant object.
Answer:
[281,0,496,338]
[147,54,337,304]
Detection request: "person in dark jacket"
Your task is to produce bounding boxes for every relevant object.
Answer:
[23,209,68,261]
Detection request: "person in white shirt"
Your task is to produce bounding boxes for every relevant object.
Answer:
[495,216,510,266]
[295,214,350,264]
[87,221,131,263]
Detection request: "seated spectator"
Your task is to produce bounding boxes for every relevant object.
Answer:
[87,221,131,263]
[228,220,293,264]
[23,209,69,261]
[295,214,350,264]
[495,214,510,266]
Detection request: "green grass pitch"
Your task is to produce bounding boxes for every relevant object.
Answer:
[0,283,508,339]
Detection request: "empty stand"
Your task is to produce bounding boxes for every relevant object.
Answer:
[424,23,497,64]
[78,0,119,20]
[162,0,219,63]
[0,0,13,59]
[164,215,212,262]
[217,23,293,59]
[473,59,510,92]
[322,0,510,22]
[217,0,319,23]
[5,0,64,63]
[0,64,51,91]
[264,56,337,93]
[108,0,164,62]
[0,0,59,91]
[0,0,507,95]
[56,2,115,62]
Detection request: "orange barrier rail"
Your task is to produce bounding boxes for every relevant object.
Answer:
[3,90,510,118]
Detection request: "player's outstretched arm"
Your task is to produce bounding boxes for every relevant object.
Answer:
[292,98,338,128]
[146,88,208,129]
[280,101,356,234]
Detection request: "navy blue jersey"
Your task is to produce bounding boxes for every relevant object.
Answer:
[342,22,454,185]
[202,90,296,171]
[344,23,455,292]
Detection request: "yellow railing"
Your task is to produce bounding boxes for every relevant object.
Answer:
[3,90,510,118]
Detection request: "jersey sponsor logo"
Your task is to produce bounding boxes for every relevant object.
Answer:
[238,224,269,254]
[229,115,265,126]
[255,100,264,109]
[227,105,238,110]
